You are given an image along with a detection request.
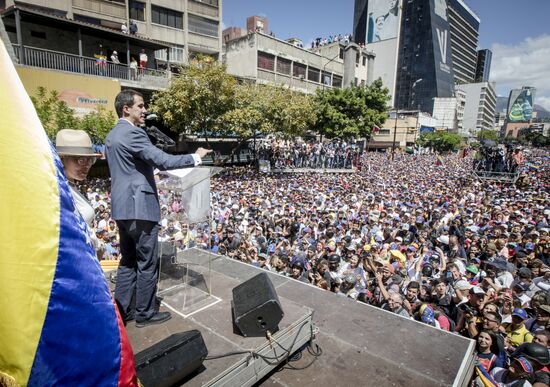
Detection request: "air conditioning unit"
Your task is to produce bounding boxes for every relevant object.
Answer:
[298,74,305,80]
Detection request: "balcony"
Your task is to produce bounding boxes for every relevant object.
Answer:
[72,0,126,20]
[13,45,170,90]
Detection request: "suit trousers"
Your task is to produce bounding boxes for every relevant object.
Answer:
[115,219,159,321]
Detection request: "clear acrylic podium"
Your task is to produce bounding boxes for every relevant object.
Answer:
[156,166,223,317]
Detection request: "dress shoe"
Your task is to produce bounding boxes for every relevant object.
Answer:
[136,311,172,328]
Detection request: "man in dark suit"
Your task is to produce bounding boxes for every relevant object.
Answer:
[106,89,211,327]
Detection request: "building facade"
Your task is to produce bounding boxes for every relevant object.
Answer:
[224,32,374,95]
[432,90,466,134]
[458,81,497,135]
[352,0,402,107]
[475,48,492,82]
[447,0,479,85]
[353,0,484,115]
[394,0,455,113]
[3,0,222,65]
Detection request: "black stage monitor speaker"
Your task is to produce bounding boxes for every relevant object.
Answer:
[232,272,284,337]
[135,330,207,387]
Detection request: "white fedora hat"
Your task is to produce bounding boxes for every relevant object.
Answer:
[55,129,102,157]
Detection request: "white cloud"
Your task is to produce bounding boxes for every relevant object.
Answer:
[490,34,550,110]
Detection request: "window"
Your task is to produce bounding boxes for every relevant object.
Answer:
[379,129,391,135]
[257,51,275,71]
[362,56,366,66]
[152,5,183,29]
[155,46,185,63]
[339,48,344,59]
[188,14,218,37]
[277,57,291,75]
[333,75,342,88]
[293,62,306,78]
[308,67,320,82]
[321,71,331,86]
[129,1,145,21]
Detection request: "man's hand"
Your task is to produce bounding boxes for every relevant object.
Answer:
[196,147,213,158]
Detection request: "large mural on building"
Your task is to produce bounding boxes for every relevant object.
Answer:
[507,87,535,123]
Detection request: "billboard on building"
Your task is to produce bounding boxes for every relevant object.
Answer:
[366,0,400,43]
[507,87,535,123]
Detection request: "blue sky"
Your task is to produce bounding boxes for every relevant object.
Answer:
[223,0,550,109]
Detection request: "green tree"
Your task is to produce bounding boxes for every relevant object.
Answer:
[416,131,463,153]
[150,56,237,145]
[520,131,550,147]
[314,79,390,140]
[77,106,117,143]
[31,86,78,139]
[477,129,499,142]
[219,83,316,163]
[30,86,116,143]
[262,85,316,137]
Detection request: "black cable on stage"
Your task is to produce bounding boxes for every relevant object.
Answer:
[204,319,321,366]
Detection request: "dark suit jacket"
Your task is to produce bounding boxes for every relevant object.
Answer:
[105,119,195,222]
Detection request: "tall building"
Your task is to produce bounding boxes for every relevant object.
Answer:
[458,81,497,135]
[432,90,466,134]
[502,87,536,138]
[394,0,455,113]
[352,0,368,45]
[447,0,479,84]
[353,0,483,113]
[475,48,492,82]
[352,0,402,107]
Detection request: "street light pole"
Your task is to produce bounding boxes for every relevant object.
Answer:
[391,109,398,161]
[414,106,420,143]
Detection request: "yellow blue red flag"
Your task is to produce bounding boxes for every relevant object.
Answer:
[0,38,137,385]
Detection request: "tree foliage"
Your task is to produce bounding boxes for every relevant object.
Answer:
[30,86,116,143]
[477,129,499,142]
[31,86,79,139]
[150,55,237,137]
[314,79,390,139]
[519,131,550,147]
[416,131,463,153]
[77,106,117,144]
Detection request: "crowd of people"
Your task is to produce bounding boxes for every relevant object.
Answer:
[311,34,352,48]
[79,146,550,384]
[257,138,361,169]
[474,143,526,176]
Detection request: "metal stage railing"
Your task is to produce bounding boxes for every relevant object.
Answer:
[473,169,521,184]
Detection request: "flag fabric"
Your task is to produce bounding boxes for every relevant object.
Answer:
[435,155,444,166]
[0,40,137,386]
[474,364,498,387]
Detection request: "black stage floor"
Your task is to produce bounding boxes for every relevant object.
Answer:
[124,249,475,387]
